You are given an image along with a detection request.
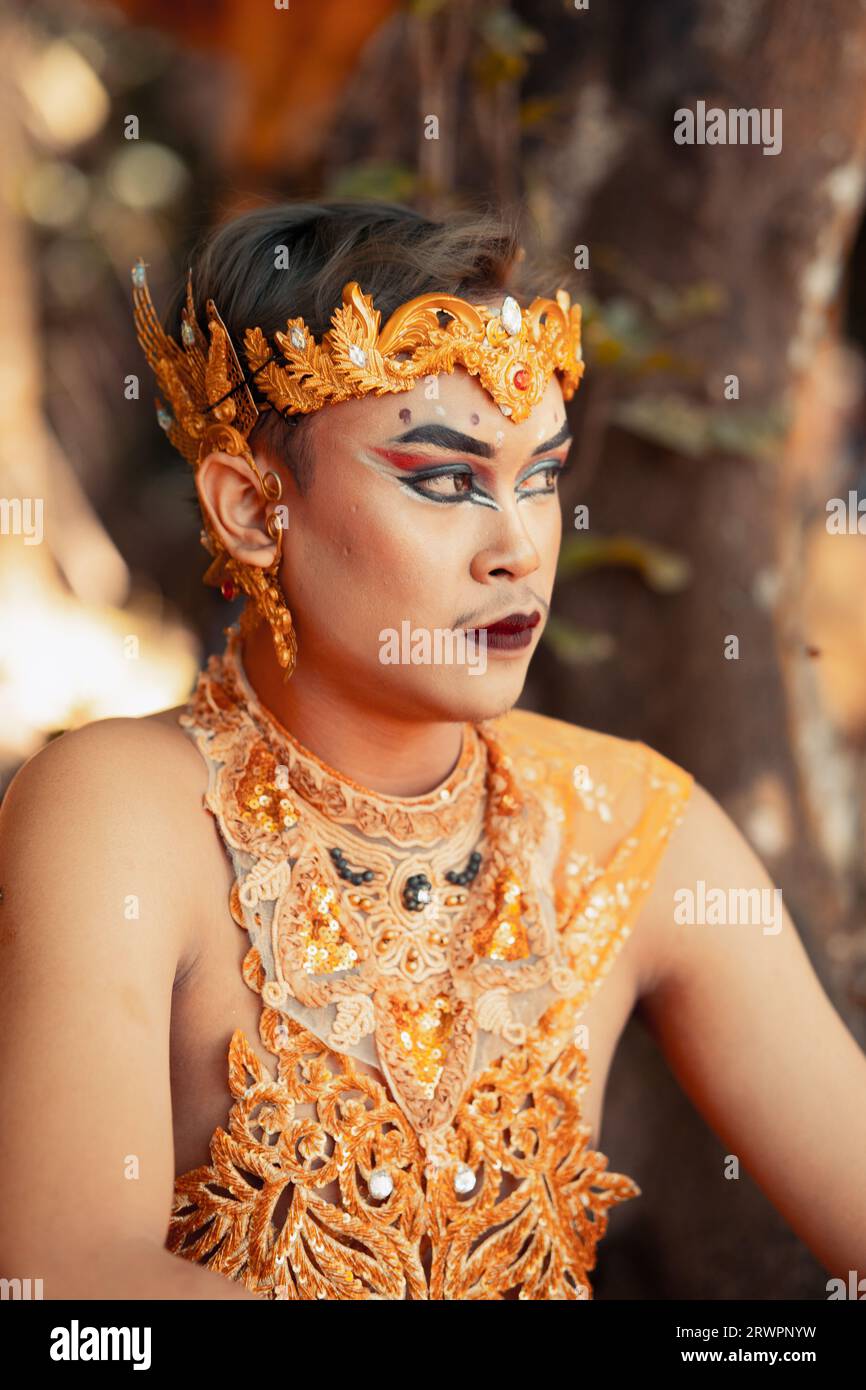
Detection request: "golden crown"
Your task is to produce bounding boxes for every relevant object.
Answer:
[130,259,585,467]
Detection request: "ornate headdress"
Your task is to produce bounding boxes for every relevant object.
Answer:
[130,258,584,677]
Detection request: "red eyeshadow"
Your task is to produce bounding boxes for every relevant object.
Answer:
[371,447,452,471]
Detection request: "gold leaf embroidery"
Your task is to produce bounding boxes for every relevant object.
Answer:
[170,629,695,1298]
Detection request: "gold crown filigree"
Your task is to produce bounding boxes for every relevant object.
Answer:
[130,259,584,465]
[244,280,584,425]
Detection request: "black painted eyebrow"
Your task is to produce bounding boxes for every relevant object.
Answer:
[388,418,572,462]
[388,425,494,459]
[530,421,573,456]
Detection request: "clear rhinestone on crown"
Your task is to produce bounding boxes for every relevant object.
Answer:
[501,296,522,336]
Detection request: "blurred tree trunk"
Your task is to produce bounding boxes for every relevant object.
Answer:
[518,0,866,996]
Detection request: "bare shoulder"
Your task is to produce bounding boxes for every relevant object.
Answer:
[2,704,208,830]
[0,704,212,974]
[0,703,229,1277]
[632,778,766,999]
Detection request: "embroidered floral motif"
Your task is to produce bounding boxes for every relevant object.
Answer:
[169,625,695,1299]
[167,1004,641,1300]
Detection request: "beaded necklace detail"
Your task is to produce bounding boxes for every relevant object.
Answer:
[185,626,557,1144]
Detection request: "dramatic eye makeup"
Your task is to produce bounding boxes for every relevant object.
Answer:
[366,420,573,507]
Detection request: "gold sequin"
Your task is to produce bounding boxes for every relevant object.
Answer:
[237,748,300,834]
[473,868,531,961]
[298,882,358,974]
[172,626,696,1299]
[390,993,453,1093]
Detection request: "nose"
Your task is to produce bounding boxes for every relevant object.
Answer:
[469,500,542,583]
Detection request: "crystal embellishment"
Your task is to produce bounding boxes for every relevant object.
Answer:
[156,406,173,431]
[501,296,522,336]
[181,321,195,346]
[290,327,305,350]
[131,264,147,288]
[369,1167,394,1200]
[453,1162,476,1194]
[348,344,368,368]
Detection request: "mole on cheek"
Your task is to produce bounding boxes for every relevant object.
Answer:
[470,413,480,426]
[399,408,412,424]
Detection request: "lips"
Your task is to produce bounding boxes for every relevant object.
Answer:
[471,610,541,652]
[481,612,540,635]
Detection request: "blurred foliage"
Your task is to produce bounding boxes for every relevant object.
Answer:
[611,394,788,460]
[405,0,453,18]
[540,614,615,668]
[472,9,545,88]
[588,249,728,328]
[583,293,705,373]
[518,95,563,130]
[326,160,419,202]
[541,535,692,669]
[558,535,692,592]
[581,291,789,460]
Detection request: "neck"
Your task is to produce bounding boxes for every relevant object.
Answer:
[239,620,467,798]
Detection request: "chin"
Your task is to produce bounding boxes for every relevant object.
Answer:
[421,664,530,724]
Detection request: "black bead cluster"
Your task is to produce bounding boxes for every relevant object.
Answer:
[329,847,374,887]
[402,874,432,912]
[445,850,482,887]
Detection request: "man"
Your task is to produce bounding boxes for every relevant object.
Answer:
[1,200,863,1299]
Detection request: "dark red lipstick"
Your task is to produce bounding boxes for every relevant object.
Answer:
[471,611,541,652]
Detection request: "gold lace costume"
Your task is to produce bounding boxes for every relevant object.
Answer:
[168,627,694,1299]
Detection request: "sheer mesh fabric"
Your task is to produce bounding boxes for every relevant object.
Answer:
[167,625,694,1298]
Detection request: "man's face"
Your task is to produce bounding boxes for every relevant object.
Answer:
[269,366,571,724]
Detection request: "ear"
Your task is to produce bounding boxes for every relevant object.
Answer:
[196,450,281,566]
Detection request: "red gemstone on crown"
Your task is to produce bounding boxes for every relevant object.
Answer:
[513,367,530,390]
[221,579,237,601]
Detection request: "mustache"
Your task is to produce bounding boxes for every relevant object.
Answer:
[452,594,550,628]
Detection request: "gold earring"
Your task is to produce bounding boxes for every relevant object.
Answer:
[233,466,297,681]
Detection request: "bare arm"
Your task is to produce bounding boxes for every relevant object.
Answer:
[636,782,866,1280]
[0,719,257,1300]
